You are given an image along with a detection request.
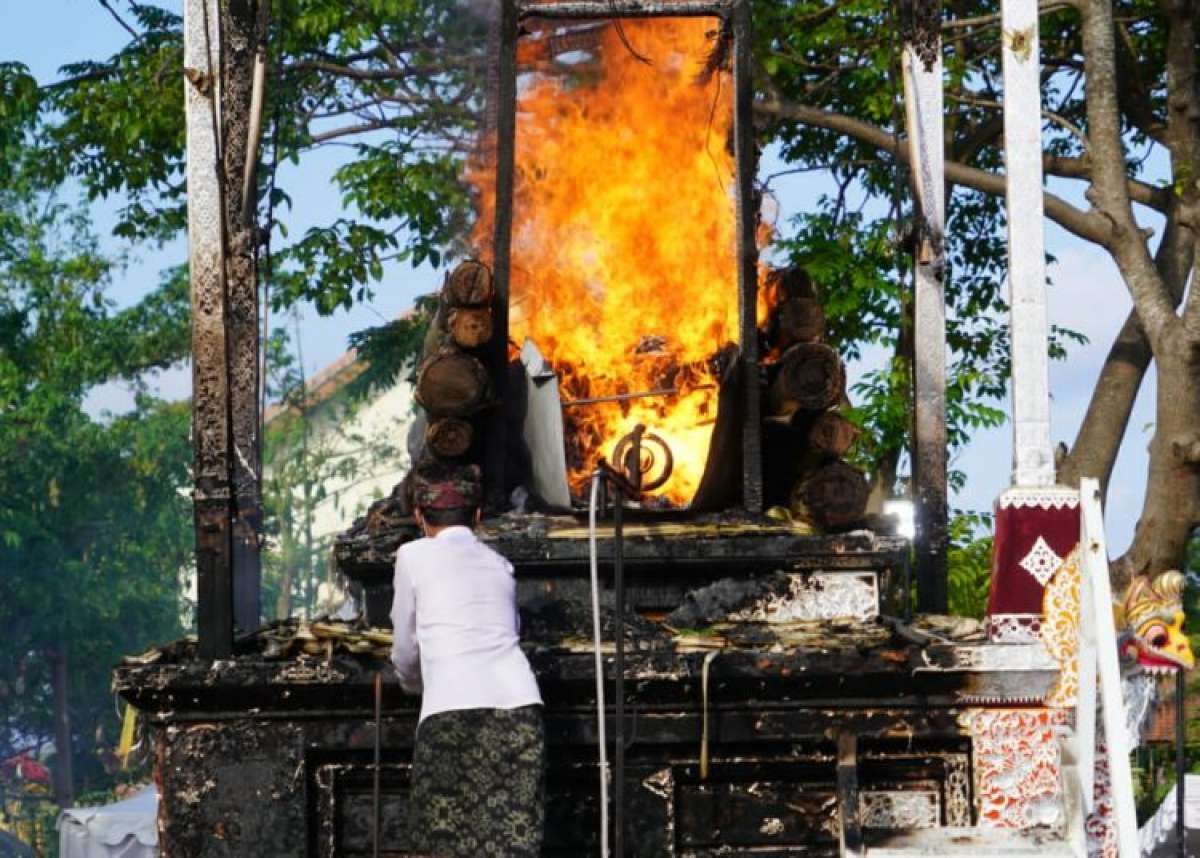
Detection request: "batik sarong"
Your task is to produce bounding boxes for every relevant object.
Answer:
[408,704,544,857]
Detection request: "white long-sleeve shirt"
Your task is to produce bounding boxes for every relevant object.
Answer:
[390,525,542,723]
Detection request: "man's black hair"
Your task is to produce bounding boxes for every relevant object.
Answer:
[419,506,478,528]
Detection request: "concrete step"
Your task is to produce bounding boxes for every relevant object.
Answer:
[866,827,1077,857]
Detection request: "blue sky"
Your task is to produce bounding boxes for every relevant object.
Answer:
[2,1,1159,551]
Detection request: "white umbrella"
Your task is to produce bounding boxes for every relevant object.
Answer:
[57,786,157,858]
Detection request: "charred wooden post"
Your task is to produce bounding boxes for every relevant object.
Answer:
[485,0,520,511]
[731,0,763,513]
[184,0,234,660]
[184,0,267,654]
[220,0,266,635]
[901,0,949,613]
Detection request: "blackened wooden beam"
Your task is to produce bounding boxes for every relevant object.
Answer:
[483,0,519,512]
[220,0,265,635]
[900,0,948,613]
[731,0,762,513]
[184,0,234,660]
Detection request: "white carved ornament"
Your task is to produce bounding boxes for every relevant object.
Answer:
[731,572,879,623]
[996,488,1080,510]
[987,613,1043,644]
[1019,536,1063,587]
[860,790,940,830]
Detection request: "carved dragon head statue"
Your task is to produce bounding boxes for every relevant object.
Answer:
[1116,571,1194,674]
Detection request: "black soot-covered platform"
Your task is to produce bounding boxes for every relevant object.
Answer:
[115,515,1061,857]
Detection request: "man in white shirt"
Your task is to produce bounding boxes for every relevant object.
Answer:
[391,462,544,857]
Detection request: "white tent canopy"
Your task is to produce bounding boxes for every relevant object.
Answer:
[58,786,157,858]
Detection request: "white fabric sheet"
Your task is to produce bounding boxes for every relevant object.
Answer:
[58,786,157,858]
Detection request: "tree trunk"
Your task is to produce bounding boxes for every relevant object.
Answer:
[415,349,492,417]
[51,646,74,808]
[426,417,474,458]
[1058,217,1194,495]
[1110,340,1200,589]
[768,343,846,416]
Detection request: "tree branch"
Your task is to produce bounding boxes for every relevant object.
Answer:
[1159,0,1200,343]
[756,97,1114,247]
[95,0,139,40]
[1042,155,1171,211]
[942,0,1078,31]
[308,120,396,144]
[1079,0,1178,347]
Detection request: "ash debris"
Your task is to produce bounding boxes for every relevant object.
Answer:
[520,594,671,651]
[664,571,793,630]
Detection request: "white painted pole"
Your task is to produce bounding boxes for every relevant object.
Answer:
[1002,0,1055,487]
[1081,478,1140,858]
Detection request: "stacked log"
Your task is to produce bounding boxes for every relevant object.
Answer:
[761,266,868,531]
[412,260,497,471]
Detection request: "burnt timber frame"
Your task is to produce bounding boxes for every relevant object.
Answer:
[488,0,762,513]
[183,0,264,659]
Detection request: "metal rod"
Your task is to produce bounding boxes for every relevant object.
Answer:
[562,385,712,409]
[613,492,626,857]
[1177,668,1186,858]
[516,1,736,18]
[373,671,382,858]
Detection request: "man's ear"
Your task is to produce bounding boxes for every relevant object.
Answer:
[474,507,483,527]
[414,507,427,534]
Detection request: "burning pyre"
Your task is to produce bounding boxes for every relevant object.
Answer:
[472,16,751,505]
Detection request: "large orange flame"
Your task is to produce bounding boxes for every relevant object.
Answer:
[473,16,745,505]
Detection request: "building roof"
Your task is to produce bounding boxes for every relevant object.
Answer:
[263,347,366,427]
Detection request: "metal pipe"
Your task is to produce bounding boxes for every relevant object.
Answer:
[613,492,626,857]
[516,0,737,18]
[372,671,382,858]
[587,474,611,858]
[562,385,713,409]
[1177,668,1186,858]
